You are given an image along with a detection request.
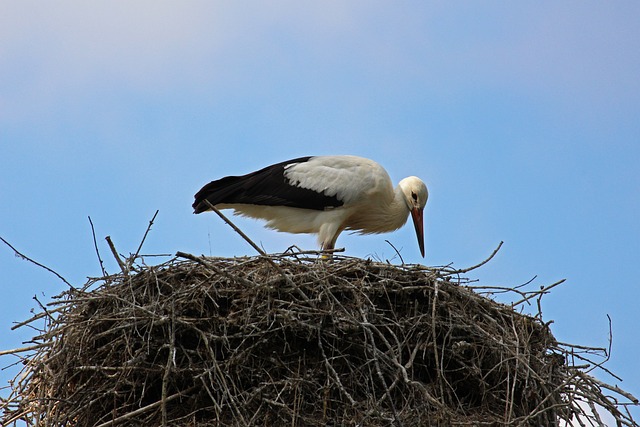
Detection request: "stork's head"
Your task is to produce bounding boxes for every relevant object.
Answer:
[399,176,428,257]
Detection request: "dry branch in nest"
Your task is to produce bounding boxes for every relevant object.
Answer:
[1,248,638,426]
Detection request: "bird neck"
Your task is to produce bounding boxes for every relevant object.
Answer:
[345,184,410,234]
[385,185,411,230]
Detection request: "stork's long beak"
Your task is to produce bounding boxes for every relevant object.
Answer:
[410,207,425,257]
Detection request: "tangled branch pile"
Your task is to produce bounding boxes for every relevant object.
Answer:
[1,251,637,426]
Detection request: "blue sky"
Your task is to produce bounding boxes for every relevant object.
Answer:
[1,1,639,422]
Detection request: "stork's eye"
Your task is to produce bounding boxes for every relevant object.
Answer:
[411,192,418,201]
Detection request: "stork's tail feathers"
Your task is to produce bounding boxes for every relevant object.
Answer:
[193,176,242,214]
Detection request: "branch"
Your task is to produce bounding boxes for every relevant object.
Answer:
[384,240,405,265]
[105,235,128,275]
[451,241,503,274]
[202,200,267,256]
[0,236,75,290]
[93,386,196,427]
[199,201,308,299]
[0,343,50,357]
[88,216,107,276]
[511,278,566,307]
[582,372,639,404]
[131,210,159,266]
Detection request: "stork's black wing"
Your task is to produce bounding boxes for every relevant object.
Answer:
[193,156,344,214]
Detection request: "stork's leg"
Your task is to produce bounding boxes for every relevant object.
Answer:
[318,224,343,260]
[321,241,334,260]
[321,231,342,260]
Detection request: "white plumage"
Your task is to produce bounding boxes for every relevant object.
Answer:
[193,155,428,256]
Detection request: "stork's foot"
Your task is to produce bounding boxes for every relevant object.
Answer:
[319,245,345,261]
[320,243,334,261]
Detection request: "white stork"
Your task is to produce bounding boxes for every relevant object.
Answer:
[193,155,428,256]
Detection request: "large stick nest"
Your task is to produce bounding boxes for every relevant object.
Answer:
[1,251,637,426]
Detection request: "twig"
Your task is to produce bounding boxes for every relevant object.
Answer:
[202,200,267,256]
[10,306,67,330]
[199,202,310,300]
[581,373,639,404]
[606,314,613,360]
[512,278,566,307]
[451,241,503,274]
[0,236,75,290]
[0,343,50,357]
[560,345,623,383]
[88,216,107,276]
[32,294,54,324]
[131,210,159,267]
[282,246,345,257]
[175,252,256,288]
[317,330,356,406]
[359,307,401,426]
[557,342,607,353]
[93,387,196,427]
[385,239,405,265]
[162,299,176,427]
[431,280,445,400]
[105,235,128,275]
